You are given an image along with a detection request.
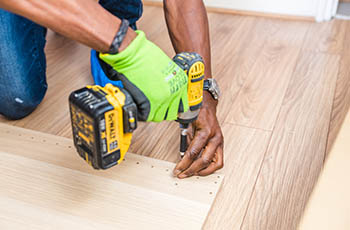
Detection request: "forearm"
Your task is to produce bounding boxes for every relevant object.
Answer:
[164,0,212,78]
[0,0,136,52]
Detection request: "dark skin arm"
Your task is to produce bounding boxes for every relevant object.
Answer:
[164,0,224,178]
[0,0,136,53]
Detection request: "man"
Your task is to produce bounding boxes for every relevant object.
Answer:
[0,0,223,178]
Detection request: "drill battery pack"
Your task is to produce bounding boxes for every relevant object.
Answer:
[69,84,137,169]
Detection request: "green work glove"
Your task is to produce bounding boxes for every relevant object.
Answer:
[100,30,189,122]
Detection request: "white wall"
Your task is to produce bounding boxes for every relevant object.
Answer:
[203,0,318,17]
[146,0,338,21]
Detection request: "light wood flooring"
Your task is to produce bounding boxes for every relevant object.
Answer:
[1,6,350,230]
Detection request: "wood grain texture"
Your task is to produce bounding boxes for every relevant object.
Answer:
[0,124,224,230]
[209,15,260,124]
[224,17,310,130]
[225,45,300,130]
[0,6,349,229]
[298,111,350,230]
[203,123,271,229]
[241,52,340,230]
[326,21,350,156]
[302,20,347,55]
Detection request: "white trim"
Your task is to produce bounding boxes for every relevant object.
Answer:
[335,14,350,20]
[316,0,339,21]
[332,0,340,16]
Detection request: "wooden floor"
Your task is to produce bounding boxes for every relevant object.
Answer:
[1,6,350,230]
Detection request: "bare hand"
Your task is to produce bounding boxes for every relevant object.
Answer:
[173,91,224,179]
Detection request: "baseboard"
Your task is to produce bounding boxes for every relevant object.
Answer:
[143,1,315,22]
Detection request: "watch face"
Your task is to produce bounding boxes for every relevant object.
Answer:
[211,79,221,99]
[204,78,221,100]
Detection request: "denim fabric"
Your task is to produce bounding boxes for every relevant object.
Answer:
[0,9,47,120]
[99,0,143,30]
[0,0,143,120]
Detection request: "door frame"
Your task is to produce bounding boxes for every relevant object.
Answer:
[316,0,339,21]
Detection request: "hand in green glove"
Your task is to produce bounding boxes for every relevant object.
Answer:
[100,30,189,122]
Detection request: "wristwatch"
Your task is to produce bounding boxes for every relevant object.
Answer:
[203,78,221,100]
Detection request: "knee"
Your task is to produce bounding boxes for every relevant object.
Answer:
[0,10,48,120]
[0,85,47,120]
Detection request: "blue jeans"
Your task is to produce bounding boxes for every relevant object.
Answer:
[0,0,143,120]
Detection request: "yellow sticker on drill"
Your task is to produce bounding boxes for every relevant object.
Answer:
[105,110,119,154]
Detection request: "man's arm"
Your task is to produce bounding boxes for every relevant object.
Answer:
[164,0,224,178]
[0,0,136,52]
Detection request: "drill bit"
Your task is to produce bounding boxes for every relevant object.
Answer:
[180,123,189,157]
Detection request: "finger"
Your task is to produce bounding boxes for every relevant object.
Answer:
[188,124,194,140]
[197,145,224,176]
[173,131,209,177]
[186,135,192,147]
[186,125,194,143]
[177,141,217,179]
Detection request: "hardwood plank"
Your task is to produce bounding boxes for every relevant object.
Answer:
[225,45,300,130]
[326,21,350,156]
[223,15,310,131]
[211,16,309,126]
[202,123,271,229]
[302,20,347,55]
[0,124,224,230]
[0,197,116,230]
[251,17,310,48]
[0,7,346,228]
[241,51,340,230]
[209,15,259,124]
[298,111,350,230]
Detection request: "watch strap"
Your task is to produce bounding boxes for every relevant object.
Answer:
[203,79,210,91]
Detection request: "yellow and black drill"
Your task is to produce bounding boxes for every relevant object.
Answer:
[69,52,204,169]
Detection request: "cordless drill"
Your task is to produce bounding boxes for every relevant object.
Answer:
[173,53,204,157]
[69,52,204,169]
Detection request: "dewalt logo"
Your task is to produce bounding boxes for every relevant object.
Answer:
[105,110,118,153]
[108,112,116,140]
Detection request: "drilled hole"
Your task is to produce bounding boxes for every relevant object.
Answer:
[166,169,169,172]
[18,134,22,136]
[214,181,217,184]
[151,166,154,168]
[196,177,200,179]
[175,183,178,186]
[209,192,213,195]
[123,158,126,161]
[55,143,59,145]
[43,140,46,142]
[217,176,220,179]
[68,146,72,148]
[31,137,34,139]
[136,162,139,164]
